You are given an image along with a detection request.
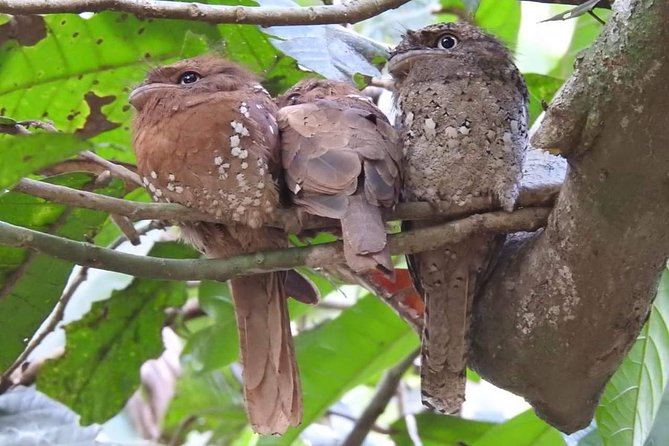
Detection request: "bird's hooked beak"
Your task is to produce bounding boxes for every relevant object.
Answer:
[387,49,438,78]
[129,83,178,111]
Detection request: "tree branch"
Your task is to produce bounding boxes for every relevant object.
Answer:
[12,177,559,230]
[522,0,610,7]
[0,0,411,26]
[471,0,669,433]
[0,208,550,282]
[341,348,420,446]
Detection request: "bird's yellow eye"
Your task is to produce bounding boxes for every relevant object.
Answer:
[436,34,458,50]
[178,71,201,85]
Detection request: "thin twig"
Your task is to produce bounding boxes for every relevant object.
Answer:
[341,349,420,446]
[80,150,143,186]
[528,0,610,6]
[12,177,560,230]
[110,214,141,245]
[0,208,551,283]
[0,0,412,26]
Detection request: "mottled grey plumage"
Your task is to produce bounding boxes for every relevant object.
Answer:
[389,22,528,412]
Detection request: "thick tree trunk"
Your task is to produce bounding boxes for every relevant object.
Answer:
[469,0,669,433]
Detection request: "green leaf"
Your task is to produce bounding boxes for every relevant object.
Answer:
[645,384,669,445]
[0,12,218,161]
[596,270,669,446]
[181,275,323,374]
[38,242,199,424]
[524,73,564,125]
[0,173,124,371]
[0,133,91,189]
[475,0,522,50]
[473,410,566,446]
[213,0,308,95]
[391,412,495,446]
[163,367,248,446]
[181,281,239,373]
[257,294,419,445]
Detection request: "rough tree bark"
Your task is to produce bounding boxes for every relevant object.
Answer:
[470,0,669,433]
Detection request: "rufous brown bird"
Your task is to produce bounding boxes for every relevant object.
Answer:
[276,79,402,275]
[130,56,317,435]
[389,23,528,412]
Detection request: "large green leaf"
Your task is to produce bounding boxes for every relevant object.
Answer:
[391,412,495,446]
[473,409,565,446]
[0,174,124,371]
[258,294,419,445]
[0,133,91,189]
[38,242,199,424]
[0,13,217,161]
[596,270,669,446]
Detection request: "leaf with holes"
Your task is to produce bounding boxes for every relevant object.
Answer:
[596,270,669,446]
[37,242,199,424]
[0,12,218,161]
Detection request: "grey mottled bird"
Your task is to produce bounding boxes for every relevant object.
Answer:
[388,22,528,412]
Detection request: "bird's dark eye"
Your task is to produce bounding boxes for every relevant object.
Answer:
[286,92,300,105]
[178,71,201,85]
[436,34,458,50]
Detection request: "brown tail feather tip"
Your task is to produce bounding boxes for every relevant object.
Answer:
[230,274,303,435]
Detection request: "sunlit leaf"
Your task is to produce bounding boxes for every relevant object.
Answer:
[0,12,218,162]
[391,412,495,445]
[473,409,565,446]
[596,270,669,446]
[475,0,521,50]
[0,134,91,189]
